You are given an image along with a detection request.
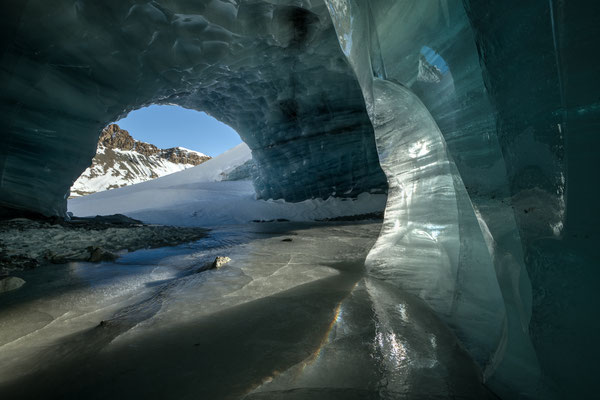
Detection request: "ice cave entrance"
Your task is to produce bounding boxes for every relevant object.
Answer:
[70,105,243,198]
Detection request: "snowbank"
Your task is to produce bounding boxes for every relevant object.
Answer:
[69,143,386,226]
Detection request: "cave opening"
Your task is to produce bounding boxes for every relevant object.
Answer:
[0,0,597,399]
[69,104,242,198]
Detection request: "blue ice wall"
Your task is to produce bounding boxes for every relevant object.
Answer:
[465,2,600,397]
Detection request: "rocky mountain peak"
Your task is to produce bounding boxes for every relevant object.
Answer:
[71,124,211,197]
[98,124,209,165]
[99,124,137,151]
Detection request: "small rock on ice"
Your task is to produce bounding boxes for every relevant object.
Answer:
[212,256,231,269]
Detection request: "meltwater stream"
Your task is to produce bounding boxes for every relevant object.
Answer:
[0,222,495,399]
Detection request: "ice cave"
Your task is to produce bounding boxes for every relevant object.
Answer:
[0,1,598,399]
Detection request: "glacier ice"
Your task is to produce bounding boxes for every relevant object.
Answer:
[325,1,538,397]
[325,0,598,398]
[1,0,599,399]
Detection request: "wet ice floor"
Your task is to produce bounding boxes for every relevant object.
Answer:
[0,222,496,399]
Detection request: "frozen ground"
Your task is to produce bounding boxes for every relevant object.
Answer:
[68,144,387,226]
[0,222,494,399]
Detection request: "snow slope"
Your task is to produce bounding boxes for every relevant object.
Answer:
[68,143,386,226]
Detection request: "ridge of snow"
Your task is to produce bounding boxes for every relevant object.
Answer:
[175,147,208,158]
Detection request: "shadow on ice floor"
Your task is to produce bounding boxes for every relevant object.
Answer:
[0,222,497,399]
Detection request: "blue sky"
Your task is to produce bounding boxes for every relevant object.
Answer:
[116,105,241,157]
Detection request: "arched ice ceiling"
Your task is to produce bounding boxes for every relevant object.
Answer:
[0,0,386,217]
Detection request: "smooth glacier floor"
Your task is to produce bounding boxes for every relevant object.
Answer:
[0,222,495,399]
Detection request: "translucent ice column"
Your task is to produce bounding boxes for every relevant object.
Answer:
[326,1,542,398]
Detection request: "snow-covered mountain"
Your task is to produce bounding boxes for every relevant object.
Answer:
[71,124,211,197]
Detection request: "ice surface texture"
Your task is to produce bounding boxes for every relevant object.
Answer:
[0,223,496,399]
[1,0,599,399]
[0,0,386,217]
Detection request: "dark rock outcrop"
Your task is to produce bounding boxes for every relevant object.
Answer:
[99,124,210,166]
